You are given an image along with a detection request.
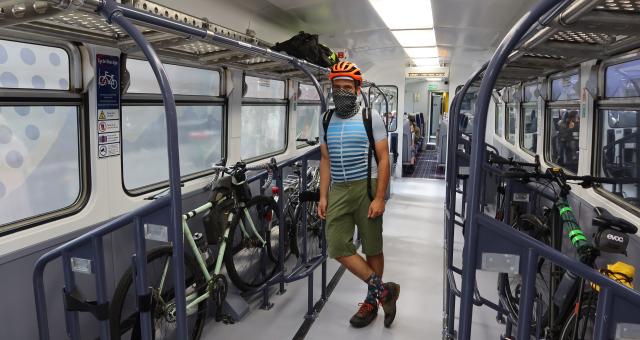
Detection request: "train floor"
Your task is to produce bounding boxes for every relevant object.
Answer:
[201,178,503,339]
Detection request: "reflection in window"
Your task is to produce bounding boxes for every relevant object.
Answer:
[298,83,320,101]
[521,105,538,153]
[599,110,640,208]
[240,105,287,159]
[127,59,220,96]
[0,106,80,226]
[523,84,537,102]
[506,105,516,144]
[606,59,640,98]
[551,73,580,101]
[297,105,321,147]
[244,76,285,99]
[547,108,580,173]
[122,105,223,189]
[0,40,70,90]
[495,104,505,137]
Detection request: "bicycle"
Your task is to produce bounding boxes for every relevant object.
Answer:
[110,159,281,340]
[98,70,118,89]
[493,167,638,339]
[282,160,322,261]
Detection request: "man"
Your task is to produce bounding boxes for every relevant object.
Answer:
[317,61,400,328]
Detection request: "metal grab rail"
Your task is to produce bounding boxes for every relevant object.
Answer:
[452,0,640,340]
[32,0,330,339]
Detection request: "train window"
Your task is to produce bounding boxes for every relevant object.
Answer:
[495,103,505,137]
[0,106,81,228]
[296,105,321,147]
[520,83,538,154]
[121,105,223,190]
[597,110,639,209]
[243,76,285,99]
[127,59,220,96]
[520,105,538,154]
[546,108,580,173]
[0,39,70,90]
[240,105,287,159]
[506,105,517,144]
[605,59,640,98]
[298,83,321,101]
[550,73,580,101]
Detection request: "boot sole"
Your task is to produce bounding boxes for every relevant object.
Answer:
[350,312,378,328]
[384,284,400,328]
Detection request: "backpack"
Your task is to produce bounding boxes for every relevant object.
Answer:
[322,108,379,201]
[273,31,338,67]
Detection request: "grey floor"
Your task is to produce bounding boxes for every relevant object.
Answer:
[202,178,504,340]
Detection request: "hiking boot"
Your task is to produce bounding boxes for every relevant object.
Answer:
[379,282,400,327]
[349,301,378,328]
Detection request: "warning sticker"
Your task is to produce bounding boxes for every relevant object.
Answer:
[98,143,120,158]
[98,132,120,145]
[98,120,120,134]
[98,109,119,121]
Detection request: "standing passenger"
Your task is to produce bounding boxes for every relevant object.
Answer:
[317,61,400,328]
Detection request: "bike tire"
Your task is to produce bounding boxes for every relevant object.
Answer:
[559,301,596,340]
[498,214,553,333]
[110,246,207,340]
[291,200,323,260]
[224,195,280,292]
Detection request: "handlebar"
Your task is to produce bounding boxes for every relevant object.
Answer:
[501,168,639,188]
[206,158,278,191]
[296,138,319,146]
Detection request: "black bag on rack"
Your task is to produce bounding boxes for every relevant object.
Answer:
[273,31,338,67]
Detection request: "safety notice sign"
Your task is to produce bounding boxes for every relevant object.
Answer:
[99,143,121,158]
[96,54,121,159]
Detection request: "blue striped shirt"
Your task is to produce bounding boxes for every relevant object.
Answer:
[319,110,387,182]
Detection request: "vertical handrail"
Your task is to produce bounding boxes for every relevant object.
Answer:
[443,63,486,338]
[100,0,186,338]
[458,0,566,339]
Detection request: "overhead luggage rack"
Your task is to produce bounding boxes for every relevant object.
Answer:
[479,0,640,87]
[0,0,329,80]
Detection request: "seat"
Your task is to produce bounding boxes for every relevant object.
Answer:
[593,207,638,234]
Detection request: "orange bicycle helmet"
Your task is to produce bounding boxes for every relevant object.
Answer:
[329,61,363,86]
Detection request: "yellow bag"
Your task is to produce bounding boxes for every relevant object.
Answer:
[591,261,635,292]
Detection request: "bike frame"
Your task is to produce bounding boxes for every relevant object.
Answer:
[151,195,272,312]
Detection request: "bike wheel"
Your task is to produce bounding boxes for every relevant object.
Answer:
[224,195,280,291]
[110,246,207,340]
[292,200,323,260]
[498,214,553,332]
[559,300,596,340]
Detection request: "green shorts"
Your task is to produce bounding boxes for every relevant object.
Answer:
[326,179,383,258]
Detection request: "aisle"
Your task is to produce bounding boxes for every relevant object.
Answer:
[202,178,503,339]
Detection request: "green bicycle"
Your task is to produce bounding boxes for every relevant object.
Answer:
[110,159,281,340]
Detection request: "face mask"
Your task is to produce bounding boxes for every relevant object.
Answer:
[332,88,359,118]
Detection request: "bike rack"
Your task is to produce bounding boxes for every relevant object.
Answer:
[30,0,332,339]
[444,0,640,339]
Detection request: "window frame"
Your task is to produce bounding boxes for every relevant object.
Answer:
[297,82,323,149]
[121,60,226,196]
[0,37,88,236]
[520,81,539,155]
[506,103,518,145]
[594,51,640,215]
[240,102,289,162]
[544,69,581,174]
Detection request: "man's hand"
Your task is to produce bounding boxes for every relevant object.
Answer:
[368,198,385,219]
[318,197,328,220]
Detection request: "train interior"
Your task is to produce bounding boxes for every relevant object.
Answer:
[2,0,640,339]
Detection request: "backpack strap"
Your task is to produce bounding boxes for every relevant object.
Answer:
[363,108,378,201]
[322,109,334,145]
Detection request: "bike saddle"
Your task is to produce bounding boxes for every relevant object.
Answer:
[593,207,638,234]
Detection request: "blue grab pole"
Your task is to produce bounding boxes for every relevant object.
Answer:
[99,1,187,338]
[458,0,563,339]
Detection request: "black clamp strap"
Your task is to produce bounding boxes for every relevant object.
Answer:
[63,288,109,321]
[299,190,320,203]
[138,292,153,313]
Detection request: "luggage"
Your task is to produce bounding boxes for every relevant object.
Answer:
[272,31,338,67]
